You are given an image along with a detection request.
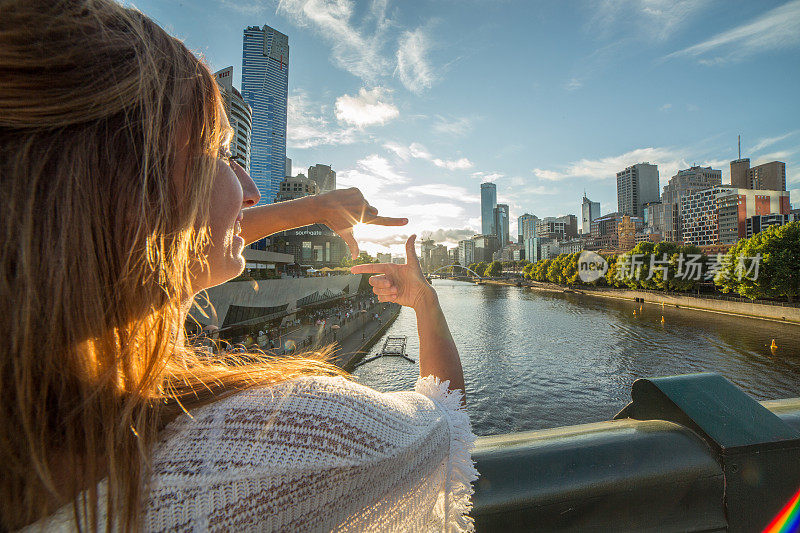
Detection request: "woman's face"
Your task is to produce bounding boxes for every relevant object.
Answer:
[187,111,260,292]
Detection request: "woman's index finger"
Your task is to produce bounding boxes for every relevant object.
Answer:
[363,215,408,227]
[350,263,395,275]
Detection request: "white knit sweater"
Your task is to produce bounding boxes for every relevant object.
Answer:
[27,375,478,532]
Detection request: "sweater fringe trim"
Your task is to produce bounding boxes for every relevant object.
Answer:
[415,376,479,533]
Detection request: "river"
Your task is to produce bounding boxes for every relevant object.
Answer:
[352,280,800,437]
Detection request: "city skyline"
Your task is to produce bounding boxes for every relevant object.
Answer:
[130,0,800,255]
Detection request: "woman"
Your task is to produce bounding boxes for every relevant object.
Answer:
[0,0,476,531]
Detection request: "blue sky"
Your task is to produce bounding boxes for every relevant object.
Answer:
[132,0,800,255]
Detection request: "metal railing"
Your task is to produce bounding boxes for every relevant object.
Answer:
[471,374,800,532]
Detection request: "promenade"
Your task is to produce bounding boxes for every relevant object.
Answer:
[277,301,401,368]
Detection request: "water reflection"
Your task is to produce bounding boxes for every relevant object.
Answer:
[353,280,800,436]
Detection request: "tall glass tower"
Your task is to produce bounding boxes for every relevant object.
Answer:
[480,182,497,236]
[242,25,289,204]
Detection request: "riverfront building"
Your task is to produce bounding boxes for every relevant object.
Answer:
[472,234,500,263]
[681,187,791,246]
[581,194,600,234]
[517,213,537,244]
[617,163,660,218]
[213,67,252,173]
[519,213,538,261]
[494,204,510,246]
[275,174,318,202]
[480,183,497,236]
[242,25,289,204]
[650,166,723,242]
[731,158,786,191]
[308,164,336,192]
[458,239,475,267]
[535,215,578,242]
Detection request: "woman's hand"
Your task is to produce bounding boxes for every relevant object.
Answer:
[314,188,407,259]
[350,235,434,310]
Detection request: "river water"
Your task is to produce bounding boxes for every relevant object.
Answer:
[352,281,800,437]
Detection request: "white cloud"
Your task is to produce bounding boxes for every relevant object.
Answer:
[749,131,799,153]
[592,0,714,42]
[287,89,359,149]
[334,87,399,127]
[532,146,725,183]
[278,0,440,94]
[278,0,392,82]
[432,157,473,170]
[664,0,800,64]
[564,77,583,91]
[384,141,432,160]
[522,185,558,195]
[659,103,672,112]
[471,171,504,182]
[405,184,479,202]
[432,115,474,137]
[357,154,409,183]
[383,141,472,170]
[753,150,796,166]
[531,168,565,181]
[395,27,435,93]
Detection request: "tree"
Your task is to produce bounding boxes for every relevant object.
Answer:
[353,251,377,265]
[720,222,800,302]
[485,261,503,277]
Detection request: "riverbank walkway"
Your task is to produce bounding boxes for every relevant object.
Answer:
[275,302,401,367]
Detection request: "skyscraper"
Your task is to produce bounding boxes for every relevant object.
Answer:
[617,163,659,218]
[242,25,289,204]
[730,158,786,191]
[580,193,600,234]
[308,164,336,192]
[656,165,722,241]
[518,213,538,262]
[494,204,510,246]
[213,67,252,173]
[480,182,497,236]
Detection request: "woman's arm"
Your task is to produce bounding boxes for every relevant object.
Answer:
[240,187,407,258]
[350,236,465,397]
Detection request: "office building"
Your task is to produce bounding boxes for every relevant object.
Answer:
[481,183,497,236]
[518,213,537,244]
[590,212,643,250]
[745,214,798,238]
[653,165,723,241]
[581,194,601,234]
[308,164,336,192]
[617,163,660,218]
[274,174,318,203]
[285,157,292,177]
[519,214,539,261]
[494,204,510,245]
[535,215,578,242]
[472,234,500,263]
[730,158,786,191]
[681,187,791,246]
[376,252,392,263]
[419,238,436,271]
[213,67,252,173]
[242,25,289,204]
[458,239,475,267]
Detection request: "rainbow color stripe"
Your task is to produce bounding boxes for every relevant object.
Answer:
[764,488,800,533]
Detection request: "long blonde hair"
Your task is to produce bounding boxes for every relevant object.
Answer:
[0,0,344,530]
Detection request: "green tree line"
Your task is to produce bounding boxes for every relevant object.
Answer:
[517,221,799,302]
